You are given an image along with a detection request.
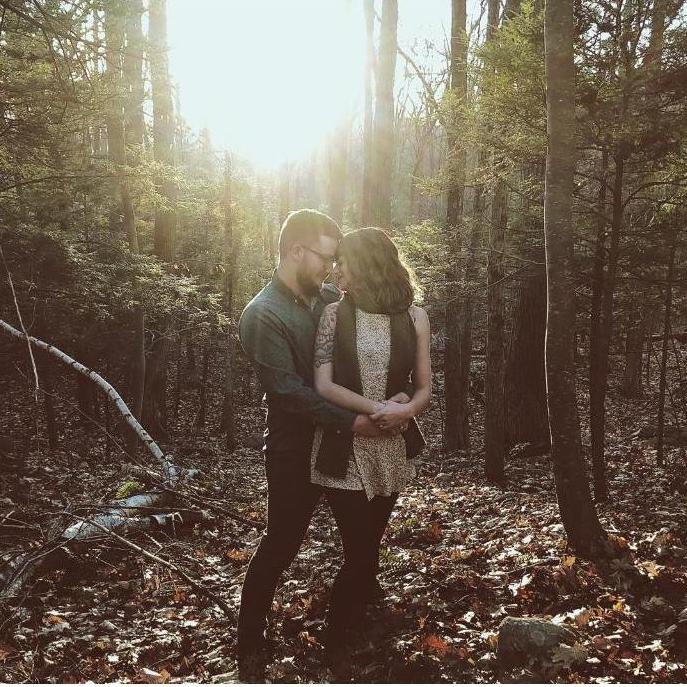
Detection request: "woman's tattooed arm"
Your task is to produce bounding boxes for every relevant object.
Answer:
[314,303,337,368]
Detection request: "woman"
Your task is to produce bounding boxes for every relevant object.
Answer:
[310,227,432,645]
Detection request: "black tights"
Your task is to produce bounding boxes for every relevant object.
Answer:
[324,487,397,629]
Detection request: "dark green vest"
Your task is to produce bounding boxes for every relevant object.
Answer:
[315,294,426,478]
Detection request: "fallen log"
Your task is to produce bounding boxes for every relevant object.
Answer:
[0,502,213,600]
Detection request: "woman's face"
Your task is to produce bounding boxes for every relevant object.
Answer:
[334,253,352,291]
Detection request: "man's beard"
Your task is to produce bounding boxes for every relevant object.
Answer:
[296,267,322,299]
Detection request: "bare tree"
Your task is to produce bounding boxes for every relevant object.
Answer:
[543,0,607,556]
[444,0,470,452]
[367,0,397,227]
[144,0,177,440]
[484,0,507,482]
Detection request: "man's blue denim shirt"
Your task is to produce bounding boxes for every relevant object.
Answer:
[239,271,356,478]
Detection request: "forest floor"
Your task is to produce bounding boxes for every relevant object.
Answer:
[1,370,687,684]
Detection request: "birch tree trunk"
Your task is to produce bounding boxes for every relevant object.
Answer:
[543,0,607,557]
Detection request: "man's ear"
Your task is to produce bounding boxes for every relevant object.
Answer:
[291,243,304,262]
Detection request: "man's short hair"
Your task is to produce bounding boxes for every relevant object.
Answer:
[278,209,342,259]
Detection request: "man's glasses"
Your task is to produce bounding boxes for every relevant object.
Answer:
[303,246,338,266]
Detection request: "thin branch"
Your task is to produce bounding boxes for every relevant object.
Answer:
[0,244,39,401]
[66,513,235,619]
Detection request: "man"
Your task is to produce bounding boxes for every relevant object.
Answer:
[236,209,382,676]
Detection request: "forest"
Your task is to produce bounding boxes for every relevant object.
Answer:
[0,0,686,682]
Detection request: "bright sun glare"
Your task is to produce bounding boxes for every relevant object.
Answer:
[167,0,366,169]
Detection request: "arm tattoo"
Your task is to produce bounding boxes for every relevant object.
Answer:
[314,304,337,369]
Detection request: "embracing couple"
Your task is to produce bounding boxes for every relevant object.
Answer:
[236,209,432,677]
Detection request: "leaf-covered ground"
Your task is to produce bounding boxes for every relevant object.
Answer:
[1,369,687,683]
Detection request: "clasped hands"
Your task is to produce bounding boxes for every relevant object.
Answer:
[370,392,412,434]
[351,392,413,437]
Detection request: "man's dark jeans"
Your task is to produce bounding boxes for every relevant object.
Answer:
[323,487,398,633]
[237,471,322,653]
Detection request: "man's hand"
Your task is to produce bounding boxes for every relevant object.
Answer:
[352,414,384,437]
[387,391,411,404]
[370,401,412,431]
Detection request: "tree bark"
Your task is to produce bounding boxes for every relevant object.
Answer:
[484,0,507,482]
[589,153,624,502]
[485,179,507,481]
[369,0,397,227]
[145,0,177,441]
[328,120,350,227]
[361,0,375,226]
[149,0,177,262]
[39,352,58,450]
[104,1,138,252]
[588,150,608,498]
[656,229,677,467]
[505,263,549,448]
[105,1,145,442]
[221,155,238,450]
[621,287,651,397]
[444,0,469,452]
[195,337,213,430]
[543,0,607,557]
[124,0,145,154]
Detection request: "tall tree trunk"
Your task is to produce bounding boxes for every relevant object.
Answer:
[144,0,177,441]
[621,287,651,397]
[369,0,397,227]
[505,262,549,448]
[124,0,145,154]
[221,155,238,451]
[589,154,624,502]
[484,0,507,482]
[543,0,607,557]
[173,327,183,426]
[195,337,213,430]
[656,229,677,467]
[104,2,138,251]
[328,120,350,226]
[149,0,176,262]
[588,150,608,499]
[105,1,145,440]
[361,0,375,225]
[485,179,507,481]
[444,0,469,452]
[455,190,483,449]
[39,353,58,451]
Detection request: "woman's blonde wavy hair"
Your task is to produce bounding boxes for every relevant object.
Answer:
[338,227,420,313]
